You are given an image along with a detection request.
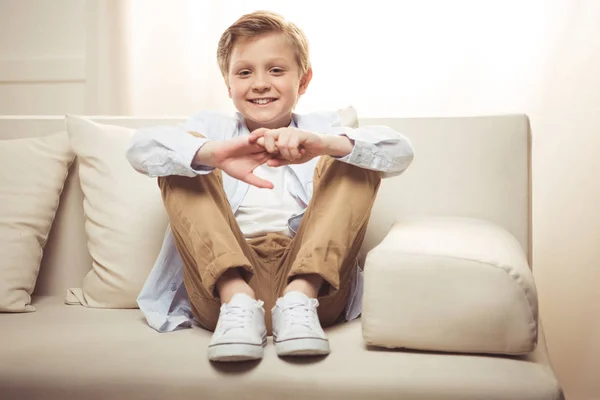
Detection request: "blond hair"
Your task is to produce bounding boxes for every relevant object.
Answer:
[217,11,310,81]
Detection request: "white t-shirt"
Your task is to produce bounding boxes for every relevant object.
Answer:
[235,164,305,239]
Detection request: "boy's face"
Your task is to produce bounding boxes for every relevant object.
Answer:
[227,32,311,132]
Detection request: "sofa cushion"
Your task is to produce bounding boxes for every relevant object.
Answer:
[65,115,169,308]
[362,217,538,355]
[0,133,74,312]
[0,296,562,400]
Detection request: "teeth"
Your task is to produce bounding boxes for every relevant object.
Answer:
[252,98,273,104]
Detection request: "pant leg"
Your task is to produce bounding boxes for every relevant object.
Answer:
[246,233,290,335]
[158,171,260,331]
[276,156,382,327]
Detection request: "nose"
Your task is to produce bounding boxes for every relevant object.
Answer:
[251,73,271,93]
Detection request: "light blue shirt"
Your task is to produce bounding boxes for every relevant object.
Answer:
[126,108,414,332]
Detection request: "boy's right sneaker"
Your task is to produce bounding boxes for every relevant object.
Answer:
[207,293,267,362]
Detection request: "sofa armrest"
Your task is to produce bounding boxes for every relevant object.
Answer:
[361,217,538,355]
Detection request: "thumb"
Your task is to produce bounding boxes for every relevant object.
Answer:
[249,127,269,143]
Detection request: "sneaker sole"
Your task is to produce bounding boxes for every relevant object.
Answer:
[208,338,267,362]
[274,337,330,356]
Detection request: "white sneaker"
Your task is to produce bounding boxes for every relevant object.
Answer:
[272,291,330,356]
[207,293,267,362]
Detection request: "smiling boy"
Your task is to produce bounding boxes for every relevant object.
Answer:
[127,10,414,362]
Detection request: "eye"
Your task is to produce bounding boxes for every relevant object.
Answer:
[270,67,284,74]
[237,70,251,77]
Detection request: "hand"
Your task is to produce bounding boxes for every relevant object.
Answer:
[194,136,274,189]
[248,127,327,167]
[249,127,354,166]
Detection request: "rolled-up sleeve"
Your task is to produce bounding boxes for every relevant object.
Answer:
[328,125,415,178]
[126,112,222,178]
[126,126,214,178]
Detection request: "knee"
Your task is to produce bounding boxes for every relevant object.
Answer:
[157,175,169,191]
[316,157,381,187]
[157,175,177,201]
[156,175,190,207]
[156,174,202,196]
[355,165,382,186]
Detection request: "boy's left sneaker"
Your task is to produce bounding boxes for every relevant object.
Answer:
[271,291,330,356]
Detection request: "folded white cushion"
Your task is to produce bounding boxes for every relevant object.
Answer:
[65,115,169,308]
[362,217,538,355]
[0,132,74,312]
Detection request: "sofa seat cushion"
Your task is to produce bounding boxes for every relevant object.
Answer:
[0,296,562,400]
[363,217,538,355]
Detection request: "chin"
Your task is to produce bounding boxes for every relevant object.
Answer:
[238,103,293,128]
[247,112,282,125]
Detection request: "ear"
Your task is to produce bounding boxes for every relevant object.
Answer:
[224,76,232,98]
[298,68,313,95]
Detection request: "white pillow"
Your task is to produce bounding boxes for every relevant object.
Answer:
[65,115,169,308]
[336,105,359,128]
[0,132,74,312]
[363,217,538,355]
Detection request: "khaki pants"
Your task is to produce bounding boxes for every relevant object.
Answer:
[157,156,381,334]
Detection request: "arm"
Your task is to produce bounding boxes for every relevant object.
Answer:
[125,111,236,178]
[326,125,415,178]
[321,134,355,158]
[190,140,220,169]
[250,123,414,179]
[126,125,214,178]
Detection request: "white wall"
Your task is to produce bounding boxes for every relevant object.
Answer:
[0,0,87,114]
[1,1,599,399]
[530,5,600,397]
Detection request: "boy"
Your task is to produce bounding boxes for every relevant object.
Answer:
[127,10,414,362]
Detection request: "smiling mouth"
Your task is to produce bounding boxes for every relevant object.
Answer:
[248,98,278,105]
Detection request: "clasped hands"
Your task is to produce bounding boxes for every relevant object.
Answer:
[249,127,326,168]
[200,126,353,189]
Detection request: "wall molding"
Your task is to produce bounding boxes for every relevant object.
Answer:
[0,56,86,83]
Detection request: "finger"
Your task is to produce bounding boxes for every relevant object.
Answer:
[252,152,271,164]
[277,131,293,160]
[288,135,301,159]
[226,135,252,152]
[264,131,279,154]
[249,141,268,153]
[245,173,274,189]
[249,128,269,143]
[230,135,264,152]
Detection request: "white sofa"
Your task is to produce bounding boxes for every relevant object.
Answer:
[0,115,564,400]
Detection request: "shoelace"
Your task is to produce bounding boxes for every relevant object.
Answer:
[219,300,264,333]
[281,299,319,329]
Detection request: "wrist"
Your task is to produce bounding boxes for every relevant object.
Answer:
[323,134,354,158]
[192,140,220,169]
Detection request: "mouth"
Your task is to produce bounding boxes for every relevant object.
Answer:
[247,98,278,106]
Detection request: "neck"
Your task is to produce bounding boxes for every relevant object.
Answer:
[244,114,293,132]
